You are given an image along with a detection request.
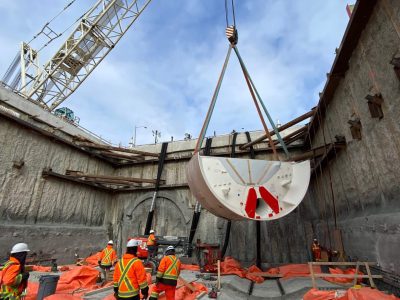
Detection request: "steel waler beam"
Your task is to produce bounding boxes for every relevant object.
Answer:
[239,109,316,150]
[272,125,308,145]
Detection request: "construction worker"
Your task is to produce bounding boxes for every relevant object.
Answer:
[311,238,322,261]
[149,246,181,300]
[147,230,157,259]
[98,240,117,282]
[0,243,30,300]
[113,239,149,300]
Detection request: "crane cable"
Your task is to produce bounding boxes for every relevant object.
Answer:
[196,0,290,158]
[233,46,290,159]
[194,45,233,153]
[225,0,236,28]
[27,0,82,52]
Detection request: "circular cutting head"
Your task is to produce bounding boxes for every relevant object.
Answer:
[187,153,310,221]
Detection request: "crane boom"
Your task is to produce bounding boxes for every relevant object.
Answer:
[4,0,152,111]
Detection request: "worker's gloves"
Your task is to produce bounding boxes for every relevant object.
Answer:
[113,286,118,299]
[141,286,149,299]
[98,260,102,266]
[155,277,161,284]
[21,272,30,282]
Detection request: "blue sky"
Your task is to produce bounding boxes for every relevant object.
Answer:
[0,0,349,145]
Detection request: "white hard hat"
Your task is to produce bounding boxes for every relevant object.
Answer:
[108,240,114,245]
[127,239,141,247]
[11,243,30,254]
[150,230,155,233]
[166,246,175,252]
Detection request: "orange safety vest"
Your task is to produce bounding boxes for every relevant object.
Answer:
[156,255,181,286]
[0,257,24,300]
[147,234,156,246]
[99,245,117,267]
[113,254,148,298]
[312,243,321,260]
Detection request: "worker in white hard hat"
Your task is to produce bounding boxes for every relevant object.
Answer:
[149,246,181,300]
[98,240,117,282]
[0,243,30,300]
[146,230,157,259]
[113,239,149,300]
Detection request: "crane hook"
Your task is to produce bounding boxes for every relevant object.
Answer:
[226,25,238,45]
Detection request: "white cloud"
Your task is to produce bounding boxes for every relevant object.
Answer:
[0,0,349,145]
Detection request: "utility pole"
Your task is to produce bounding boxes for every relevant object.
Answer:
[152,130,161,144]
[132,125,147,147]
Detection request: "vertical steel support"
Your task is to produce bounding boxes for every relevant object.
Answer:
[220,132,238,258]
[144,142,168,235]
[245,131,261,267]
[187,137,213,256]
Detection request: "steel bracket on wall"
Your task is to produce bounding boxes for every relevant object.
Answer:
[365,93,384,119]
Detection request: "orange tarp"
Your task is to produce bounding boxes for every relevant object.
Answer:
[323,268,363,284]
[148,278,208,300]
[45,295,82,300]
[220,257,246,277]
[54,265,99,293]
[181,264,200,271]
[303,288,338,300]
[26,266,101,300]
[31,265,72,273]
[219,257,264,283]
[246,265,264,283]
[32,265,51,272]
[266,264,321,279]
[84,252,101,266]
[345,287,400,300]
[25,282,39,300]
[303,287,400,300]
[101,278,208,300]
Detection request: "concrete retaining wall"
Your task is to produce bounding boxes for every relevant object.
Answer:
[305,0,400,275]
[0,0,399,279]
[0,116,112,263]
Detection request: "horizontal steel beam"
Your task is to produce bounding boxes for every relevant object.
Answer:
[74,141,159,157]
[65,171,162,184]
[240,109,316,150]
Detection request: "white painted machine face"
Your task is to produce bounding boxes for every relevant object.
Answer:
[187,154,310,221]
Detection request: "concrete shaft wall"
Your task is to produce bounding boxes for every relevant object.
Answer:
[1,0,399,277]
[0,101,306,265]
[112,135,308,265]
[0,117,111,262]
[305,0,400,275]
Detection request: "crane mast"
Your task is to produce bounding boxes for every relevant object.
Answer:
[2,0,152,111]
